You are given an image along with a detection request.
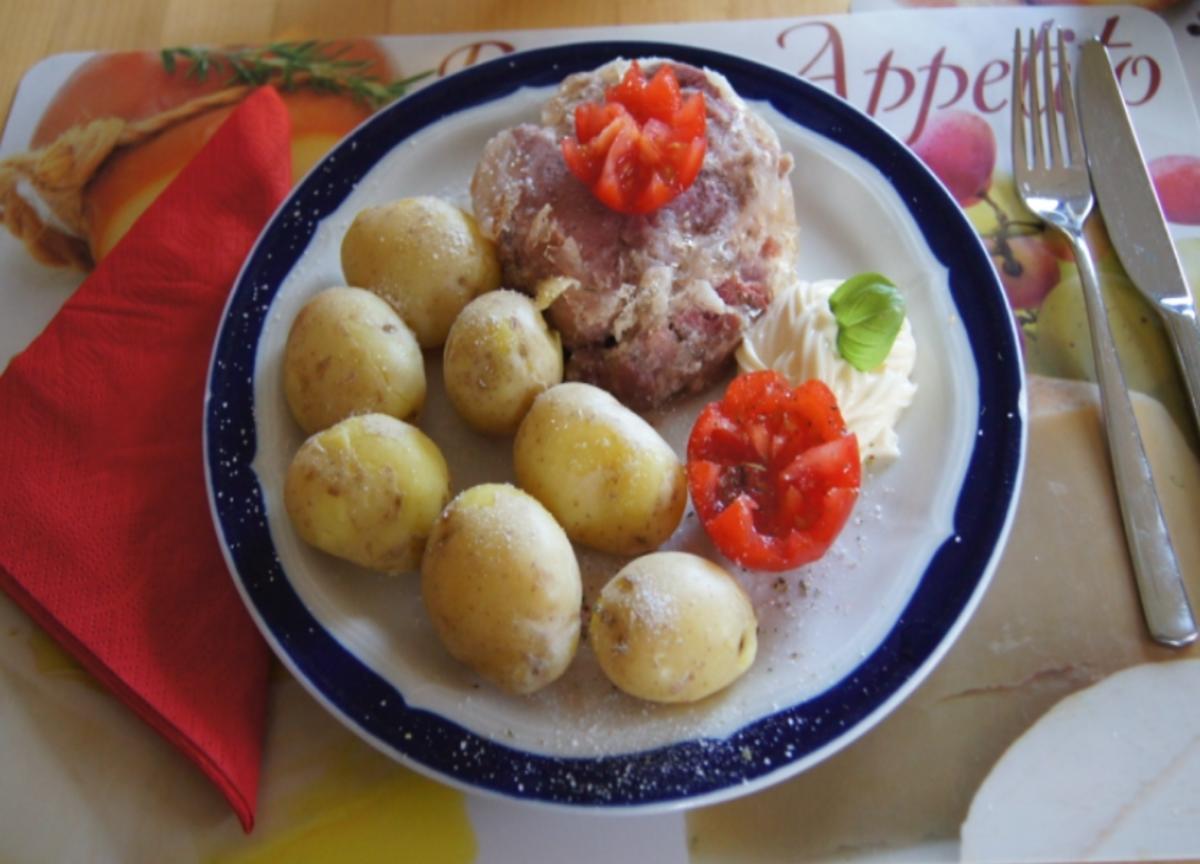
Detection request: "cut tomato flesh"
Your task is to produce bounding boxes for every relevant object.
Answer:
[560,60,707,215]
[686,371,861,572]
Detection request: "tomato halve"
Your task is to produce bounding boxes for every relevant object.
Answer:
[686,371,861,572]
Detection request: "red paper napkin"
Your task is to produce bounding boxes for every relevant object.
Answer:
[0,87,292,831]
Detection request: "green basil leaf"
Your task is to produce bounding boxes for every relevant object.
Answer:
[828,273,906,372]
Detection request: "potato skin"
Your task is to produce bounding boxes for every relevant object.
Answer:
[283,286,425,434]
[513,382,686,555]
[442,290,563,435]
[340,196,501,348]
[589,552,758,703]
[421,483,582,694]
[284,413,451,573]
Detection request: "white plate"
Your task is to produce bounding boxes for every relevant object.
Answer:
[205,41,1026,809]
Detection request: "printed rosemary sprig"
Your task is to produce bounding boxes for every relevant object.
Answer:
[160,41,432,108]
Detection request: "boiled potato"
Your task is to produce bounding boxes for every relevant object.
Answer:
[513,382,686,555]
[443,290,562,435]
[340,196,501,348]
[283,286,425,434]
[589,552,758,703]
[284,413,450,573]
[421,483,582,694]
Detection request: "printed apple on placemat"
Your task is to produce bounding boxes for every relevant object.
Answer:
[908,82,1199,444]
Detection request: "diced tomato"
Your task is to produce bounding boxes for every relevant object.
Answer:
[560,61,707,215]
[574,101,629,142]
[686,371,861,572]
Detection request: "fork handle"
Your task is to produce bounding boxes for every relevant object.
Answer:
[1070,232,1199,647]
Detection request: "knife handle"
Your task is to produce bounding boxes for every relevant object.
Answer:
[1161,307,1200,442]
[1072,234,1199,648]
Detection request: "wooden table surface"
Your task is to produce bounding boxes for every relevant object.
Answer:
[0,0,848,130]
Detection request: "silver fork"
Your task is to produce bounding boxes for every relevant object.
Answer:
[1012,28,1197,648]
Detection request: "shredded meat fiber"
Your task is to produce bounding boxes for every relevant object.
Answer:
[470,59,799,410]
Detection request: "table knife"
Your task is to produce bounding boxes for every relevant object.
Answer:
[1077,38,1200,441]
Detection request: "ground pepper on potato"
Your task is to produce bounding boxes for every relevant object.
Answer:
[282,285,425,434]
[442,289,563,436]
[513,382,687,557]
[340,195,501,348]
[420,483,582,695]
[589,551,758,703]
[283,413,451,574]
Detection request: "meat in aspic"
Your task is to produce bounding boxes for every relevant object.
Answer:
[470,59,798,410]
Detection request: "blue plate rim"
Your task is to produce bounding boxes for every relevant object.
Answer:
[204,40,1027,810]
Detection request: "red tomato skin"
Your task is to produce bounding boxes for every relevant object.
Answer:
[673,93,707,140]
[561,139,598,184]
[560,60,707,215]
[686,372,861,572]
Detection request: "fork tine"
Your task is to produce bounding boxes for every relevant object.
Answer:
[1011,30,1028,175]
[1027,29,1045,169]
[1058,30,1085,166]
[1042,29,1064,168]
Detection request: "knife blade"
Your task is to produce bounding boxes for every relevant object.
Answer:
[1077,38,1200,439]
